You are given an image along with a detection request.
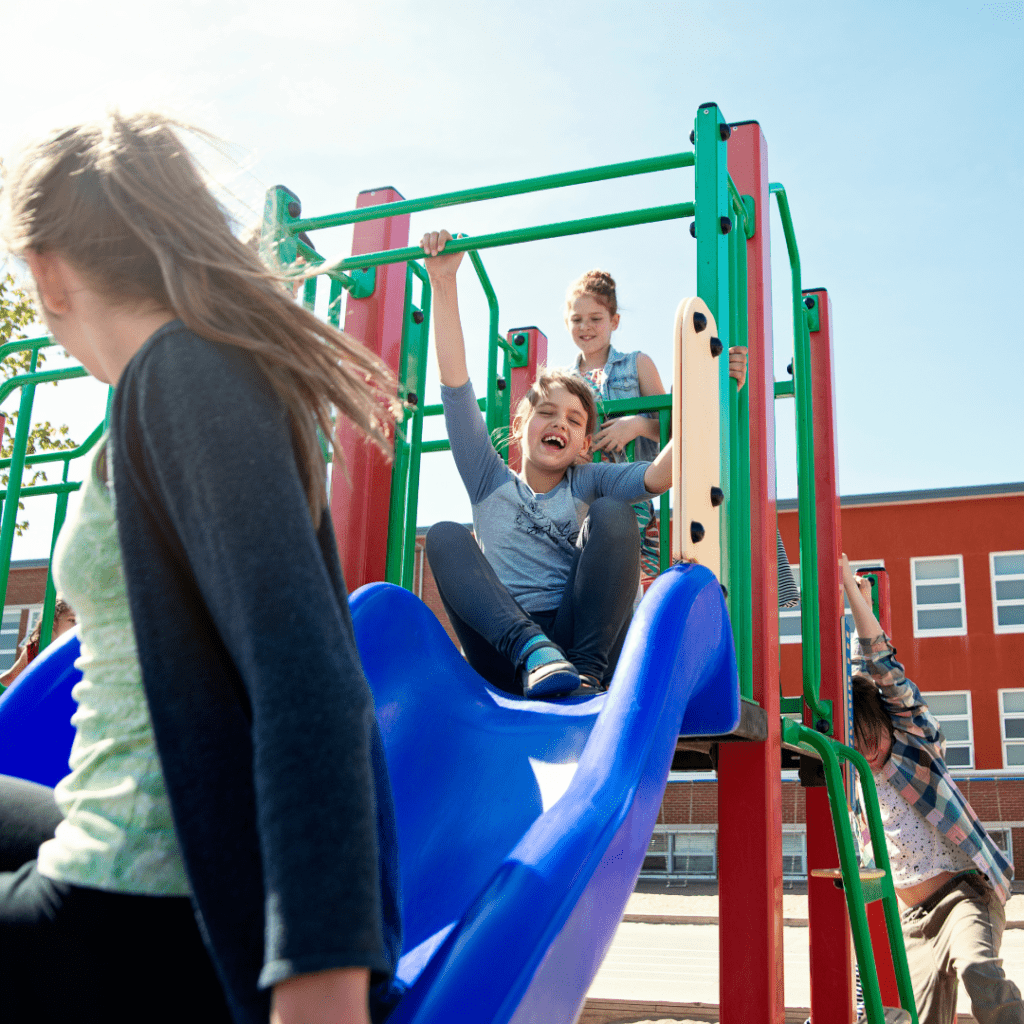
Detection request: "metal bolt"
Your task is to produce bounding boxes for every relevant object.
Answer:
[689,222,696,238]
[287,201,301,219]
[411,310,424,324]
[692,311,707,333]
[786,361,794,376]
[720,216,732,234]
[804,296,816,310]
[710,486,724,507]
[496,377,507,391]
[513,332,528,347]
[815,719,831,735]
[689,129,696,144]
[709,336,723,357]
[690,521,705,544]
[406,392,418,406]
[719,123,732,141]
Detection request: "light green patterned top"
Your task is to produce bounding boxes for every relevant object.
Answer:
[36,440,190,896]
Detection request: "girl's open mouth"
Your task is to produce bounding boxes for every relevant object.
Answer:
[542,434,566,450]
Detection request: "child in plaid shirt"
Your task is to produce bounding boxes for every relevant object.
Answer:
[844,555,1022,1024]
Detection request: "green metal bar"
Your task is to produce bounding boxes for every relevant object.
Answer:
[0,482,82,499]
[290,152,696,234]
[0,381,39,613]
[727,177,753,238]
[0,366,89,406]
[728,222,753,701]
[694,103,733,614]
[384,265,418,586]
[327,278,344,330]
[0,420,105,471]
[324,203,696,275]
[0,335,59,361]
[467,250,504,445]
[774,380,795,398]
[420,439,451,454]
[782,720,919,1024]
[770,182,828,726]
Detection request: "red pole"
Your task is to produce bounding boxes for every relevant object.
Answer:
[717,120,786,1024]
[803,286,856,1024]
[505,327,547,475]
[330,188,410,591]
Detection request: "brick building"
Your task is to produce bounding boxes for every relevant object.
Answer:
[412,482,1024,884]
[1,559,52,673]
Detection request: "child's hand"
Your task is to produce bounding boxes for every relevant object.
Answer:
[728,346,748,389]
[420,230,464,283]
[593,415,642,454]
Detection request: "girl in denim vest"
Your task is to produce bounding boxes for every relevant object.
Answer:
[566,270,799,607]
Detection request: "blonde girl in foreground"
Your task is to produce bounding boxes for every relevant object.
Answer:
[0,114,403,1024]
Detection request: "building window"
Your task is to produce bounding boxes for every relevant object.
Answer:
[0,609,23,672]
[782,829,806,879]
[991,552,1024,634]
[999,690,1024,768]
[640,828,717,880]
[985,826,1013,867]
[922,690,973,768]
[911,556,967,638]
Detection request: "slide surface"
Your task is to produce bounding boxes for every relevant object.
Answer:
[0,562,738,1024]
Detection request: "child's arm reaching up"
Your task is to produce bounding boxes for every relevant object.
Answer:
[420,230,468,387]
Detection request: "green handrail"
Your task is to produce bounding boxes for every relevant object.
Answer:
[321,203,696,275]
[782,719,919,1024]
[770,182,829,729]
[289,152,697,234]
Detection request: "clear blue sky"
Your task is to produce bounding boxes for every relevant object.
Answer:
[2,0,1021,556]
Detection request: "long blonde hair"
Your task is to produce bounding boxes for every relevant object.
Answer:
[1,112,395,519]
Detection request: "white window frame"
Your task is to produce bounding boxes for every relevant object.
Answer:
[641,825,717,880]
[911,555,968,638]
[998,689,1024,768]
[0,604,42,673]
[922,689,974,769]
[991,551,1024,635]
[782,826,807,880]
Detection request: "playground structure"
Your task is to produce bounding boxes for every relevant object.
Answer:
[0,103,919,1024]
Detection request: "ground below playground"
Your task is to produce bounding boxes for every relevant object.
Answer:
[577,880,1024,1024]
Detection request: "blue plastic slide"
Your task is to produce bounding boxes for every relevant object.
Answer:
[0,562,738,1024]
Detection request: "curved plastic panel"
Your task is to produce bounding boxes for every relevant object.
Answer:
[0,629,81,787]
[351,562,737,1024]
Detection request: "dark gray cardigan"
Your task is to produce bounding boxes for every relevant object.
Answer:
[109,322,402,1024]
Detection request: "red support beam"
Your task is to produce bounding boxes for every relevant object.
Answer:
[717,120,785,1024]
[505,327,547,475]
[331,188,411,591]
[803,286,856,1024]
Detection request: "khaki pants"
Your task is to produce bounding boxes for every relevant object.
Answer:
[902,873,1024,1024]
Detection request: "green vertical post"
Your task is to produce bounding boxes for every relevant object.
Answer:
[728,220,753,700]
[771,184,824,722]
[0,382,37,613]
[694,102,733,605]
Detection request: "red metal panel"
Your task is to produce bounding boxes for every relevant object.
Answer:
[331,188,410,591]
[717,120,785,1024]
[506,327,547,475]
[803,286,855,1024]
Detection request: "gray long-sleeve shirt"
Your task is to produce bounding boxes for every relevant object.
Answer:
[442,381,656,612]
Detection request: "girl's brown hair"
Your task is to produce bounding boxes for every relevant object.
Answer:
[1,112,395,520]
[565,269,618,318]
[851,673,894,761]
[510,367,599,449]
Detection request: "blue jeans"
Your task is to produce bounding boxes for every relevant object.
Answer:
[426,497,639,693]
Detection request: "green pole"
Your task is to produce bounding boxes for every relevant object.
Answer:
[694,102,733,606]
[0,382,38,614]
[771,183,828,726]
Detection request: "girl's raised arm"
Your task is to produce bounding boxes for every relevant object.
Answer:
[421,230,469,388]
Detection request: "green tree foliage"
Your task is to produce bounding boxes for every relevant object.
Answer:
[0,272,77,536]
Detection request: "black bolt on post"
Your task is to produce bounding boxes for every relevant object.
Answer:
[496,377,507,391]
[720,216,733,234]
[406,392,418,406]
[692,311,707,332]
[689,222,696,238]
[719,123,732,141]
[412,310,424,324]
[710,486,725,507]
[816,719,831,734]
[690,521,706,543]
[689,129,696,144]
[786,362,794,376]
[710,336,723,357]
[804,296,816,309]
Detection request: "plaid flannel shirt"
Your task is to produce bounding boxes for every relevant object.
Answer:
[854,633,1013,905]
